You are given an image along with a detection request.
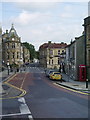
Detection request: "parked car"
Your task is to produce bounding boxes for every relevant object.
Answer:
[45,69,55,77]
[49,72,62,80]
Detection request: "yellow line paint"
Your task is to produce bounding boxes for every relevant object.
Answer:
[3,74,17,83]
[53,83,90,96]
[0,73,27,99]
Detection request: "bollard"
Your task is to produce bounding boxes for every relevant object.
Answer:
[86,79,88,88]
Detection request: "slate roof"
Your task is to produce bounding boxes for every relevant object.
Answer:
[39,42,67,49]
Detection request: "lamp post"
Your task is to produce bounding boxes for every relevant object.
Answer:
[20,58,23,72]
[7,61,10,75]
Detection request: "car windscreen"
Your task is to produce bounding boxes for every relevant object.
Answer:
[54,73,60,75]
[49,71,54,73]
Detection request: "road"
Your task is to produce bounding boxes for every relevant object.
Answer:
[1,64,90,120]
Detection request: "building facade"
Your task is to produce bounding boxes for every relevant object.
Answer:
[65,40,76,80]
[0,27,2,71]
[84,16,90,80]
[2,24,22,67]
[75,35,85,80]
[39,41,67,69]
[2,24,30,68]
[65,35,85,81]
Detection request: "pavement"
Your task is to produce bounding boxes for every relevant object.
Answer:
[0,69,23,99]
[56,73,90,94]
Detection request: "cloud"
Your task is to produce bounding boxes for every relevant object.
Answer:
[2,0,63,2]
[10,10,53,26]
[2,0,89,2]
[2,2,87,51]
[12,10,41,25]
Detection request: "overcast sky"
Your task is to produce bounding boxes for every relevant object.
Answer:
[0,1,89,50]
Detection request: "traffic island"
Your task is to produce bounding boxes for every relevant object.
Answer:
[0,82,26,99]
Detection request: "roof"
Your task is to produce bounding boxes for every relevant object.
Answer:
[39,42,67,49]
[8,24,19,38]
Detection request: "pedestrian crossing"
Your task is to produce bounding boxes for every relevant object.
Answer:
[28,67,45,73]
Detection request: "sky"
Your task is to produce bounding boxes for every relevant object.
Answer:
[0,1,89,50]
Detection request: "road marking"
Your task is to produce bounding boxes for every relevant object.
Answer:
[20,103,31,114]
[20,73,27,89]
[28,115,33,119]
[0,73,27,99]
[0,97,33,119]
[19,97,33,119]
[0,82,26,99]
[18,97,26,104]
[53,83,89,95]
[18,97,31,114]
[0,113,27,117]
[3,74,17,83]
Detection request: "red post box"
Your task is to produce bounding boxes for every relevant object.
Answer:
[79,64,86,81]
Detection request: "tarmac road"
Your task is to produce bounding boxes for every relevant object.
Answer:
[1,67,90,120]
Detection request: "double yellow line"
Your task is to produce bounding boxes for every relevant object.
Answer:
[53,83,90,96]
[1,73,27,99]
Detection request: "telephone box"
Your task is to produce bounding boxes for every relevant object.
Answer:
[79,64,86,81]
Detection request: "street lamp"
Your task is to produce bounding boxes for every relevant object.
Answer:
[7,61,10,75]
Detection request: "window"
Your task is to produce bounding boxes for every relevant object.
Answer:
[17,52,19,59]
[13,52,14,58]
[58,58,60,64]
[88,50,90,65]
[49,50,53,55]
[7,43,9,49]
[58,50,60,55]
[17,43,20,46]
[12,43,15,48]
[52,59,53,64]
[62,50,64,53]
[49,60,50,64]
[7,52,9,59]
[72,46,75,59]
[87,25,90,41]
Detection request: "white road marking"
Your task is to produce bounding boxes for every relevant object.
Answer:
[1,97,33,119]
[0,113,27,117]
[20,103,31,114]
[18,97,26,104]
[28,115,33,119]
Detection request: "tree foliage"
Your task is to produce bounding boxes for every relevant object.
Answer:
[22,42,39,60]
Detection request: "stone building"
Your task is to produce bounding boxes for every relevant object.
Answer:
[0,27,2,71]
[65,40,76,80]
[65,35,85,81]
[84,16,90,80]
[2,24,22,67]
[2,24,30,68]
[39,41,67,69]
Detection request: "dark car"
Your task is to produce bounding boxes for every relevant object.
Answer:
[46,69,55,77]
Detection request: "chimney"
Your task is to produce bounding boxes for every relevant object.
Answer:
[88,1,90,16]
[48,41,51,44]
